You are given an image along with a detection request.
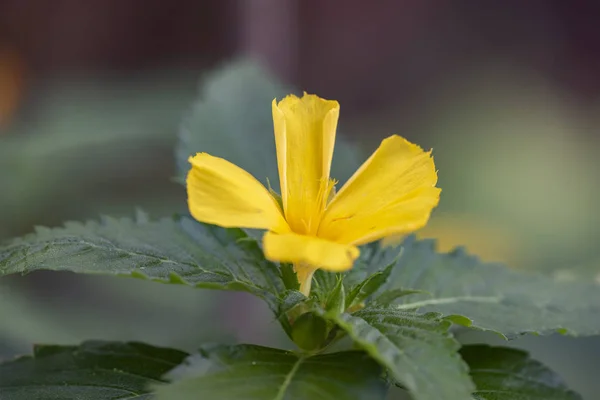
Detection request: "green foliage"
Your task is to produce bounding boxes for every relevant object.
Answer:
[2,212,596,399]
[1,61,598,399]
[0,341,188,400]
[461,345,583,400]
[0,212,286,312]
[326,308,474,400]
[325,276,346,314]
[154,344,387,400]
[345,262,393,309]
[312,268,340,303]
[368,237,600,338]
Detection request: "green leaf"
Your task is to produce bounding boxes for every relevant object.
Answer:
[175,60,362,190]
[273,290,306,340]
[154,344,387,400]
[374,288,430,306]
[461,345,582,400]
[0,340,188,400]
[342,241,401,293]
[279,262,300,291]
[373,237,600,338]
[325,307,475,400]
[0,213,286,312]
[312,269,340,303]
[325,276,346,314]
[346,263,394,308]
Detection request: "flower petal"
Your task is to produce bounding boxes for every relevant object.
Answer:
[318,135,441,245]
[187,153,289,233]
[272,93,339,234]
[263,231,359,272]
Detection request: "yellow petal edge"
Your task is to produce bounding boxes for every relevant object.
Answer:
[319,135,440,245]
[186,153,289,233]
[263,231,359,272]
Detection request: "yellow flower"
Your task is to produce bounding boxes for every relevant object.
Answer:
[186,93,440,295]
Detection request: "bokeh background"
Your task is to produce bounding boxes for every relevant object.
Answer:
[1,1,600,399]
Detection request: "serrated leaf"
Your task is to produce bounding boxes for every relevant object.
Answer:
[325,307,475,400]
[344,241,401,289]
[175,60,362,190]
[277,290,306,317]
[373,237,600,338]
[275,290,306,338]
[0,340,188,400]
[0,214,286,312]
[346,263,394,308]
[325,276,346,314]
[279,262,300,291]
[155,344,387,400]
[461,345,582,400]
[312,269,340,303]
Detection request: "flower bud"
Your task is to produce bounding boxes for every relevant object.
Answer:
[290,312,328,351]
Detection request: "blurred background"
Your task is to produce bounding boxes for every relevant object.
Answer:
[1,1,599,398]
